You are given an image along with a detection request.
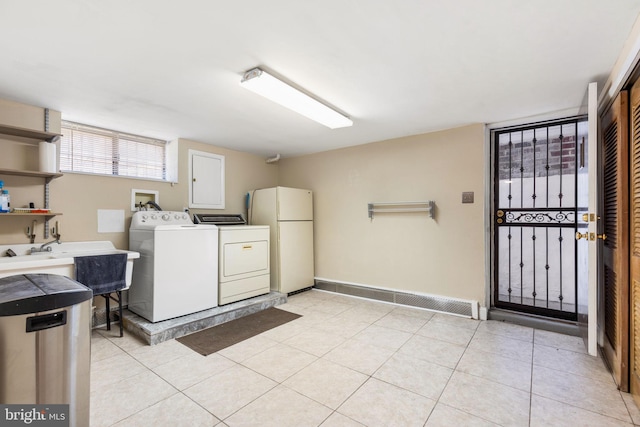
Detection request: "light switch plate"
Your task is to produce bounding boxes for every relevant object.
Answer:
[462,192,474,203]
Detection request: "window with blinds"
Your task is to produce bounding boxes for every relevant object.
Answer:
[60,121,167,181]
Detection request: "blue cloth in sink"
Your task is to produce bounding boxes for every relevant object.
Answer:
[74,253,127,295]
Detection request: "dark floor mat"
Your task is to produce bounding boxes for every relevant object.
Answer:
[176,307,301,356]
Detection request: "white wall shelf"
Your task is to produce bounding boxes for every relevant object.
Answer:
[0,167,62,181]
[367,201,435,220]
[0,120,63,238]
[0,123,61,143]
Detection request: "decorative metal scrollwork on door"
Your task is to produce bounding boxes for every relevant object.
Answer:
[496,209,575,225]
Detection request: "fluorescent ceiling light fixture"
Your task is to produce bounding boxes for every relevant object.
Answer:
[240,68,353,129]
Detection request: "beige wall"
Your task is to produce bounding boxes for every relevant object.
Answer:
[0,99,278,248]
[278,124,486,305]
[0,98,487,305]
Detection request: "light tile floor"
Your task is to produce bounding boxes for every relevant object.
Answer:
[91,290,640,426]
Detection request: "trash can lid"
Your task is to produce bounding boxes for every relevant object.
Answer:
[0,274,93,316]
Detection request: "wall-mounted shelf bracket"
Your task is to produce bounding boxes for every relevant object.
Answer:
[368,201,435,220]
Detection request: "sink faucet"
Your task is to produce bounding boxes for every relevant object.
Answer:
[30,238,61,254]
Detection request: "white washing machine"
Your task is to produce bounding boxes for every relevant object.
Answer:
[194,214,270,305]
[129,211,218,322]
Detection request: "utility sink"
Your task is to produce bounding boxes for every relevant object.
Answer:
[0,241,139,289]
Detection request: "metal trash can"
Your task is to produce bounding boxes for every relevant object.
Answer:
[0,274,92,427]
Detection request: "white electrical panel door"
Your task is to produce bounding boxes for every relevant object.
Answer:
[189,150,225,209]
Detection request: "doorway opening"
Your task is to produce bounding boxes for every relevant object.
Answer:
[493,117,588,321]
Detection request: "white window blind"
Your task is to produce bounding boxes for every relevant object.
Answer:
[60,121,167,180]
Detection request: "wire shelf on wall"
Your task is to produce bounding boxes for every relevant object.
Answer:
[367,201,435,220]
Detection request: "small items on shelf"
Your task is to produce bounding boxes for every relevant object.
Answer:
[0,117,64,241]
[367,201,435,220]
[12,208,51,214]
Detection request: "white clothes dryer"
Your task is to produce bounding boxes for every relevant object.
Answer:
[128,211,218,322]
[193,214,270,305]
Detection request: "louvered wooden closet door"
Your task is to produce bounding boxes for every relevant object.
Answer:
[630,81,640,402]
[601,91,629,392]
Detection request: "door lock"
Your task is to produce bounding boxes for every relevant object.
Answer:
[576,231,607,241]
[581,213,600,222]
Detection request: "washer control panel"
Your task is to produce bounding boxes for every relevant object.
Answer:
[131,211,193,228]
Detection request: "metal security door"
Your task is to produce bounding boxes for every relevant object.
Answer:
[494,118,587,320]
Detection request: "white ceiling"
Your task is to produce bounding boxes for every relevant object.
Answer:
[1,1,639,158]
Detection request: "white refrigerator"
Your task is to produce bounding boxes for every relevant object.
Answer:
[249,186,314,294]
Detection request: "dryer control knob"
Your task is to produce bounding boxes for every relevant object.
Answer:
[182,214,188,220]
[162,213,170,221]
[174,214,180,220]
[151,215,157,220]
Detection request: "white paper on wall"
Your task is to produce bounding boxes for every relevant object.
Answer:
[97,209,125,233]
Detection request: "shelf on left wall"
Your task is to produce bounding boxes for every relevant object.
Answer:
[0,115,64,239]
[0,167,63,180]
[0,123,61,143]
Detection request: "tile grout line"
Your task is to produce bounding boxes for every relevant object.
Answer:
[215,300,366,426]
[301,303,394,426]
[328,311,428,427]
[422,314,460,425]
[529,330,637,425]
[94,294,632,426]
[619,390,640,425]
[97,299,475,425]
[95,332,203,427]
[95,298,395,425]
[258,298,379,426]
[424,318,505,426]
[529,329,535,427]
[293,297,431,425]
